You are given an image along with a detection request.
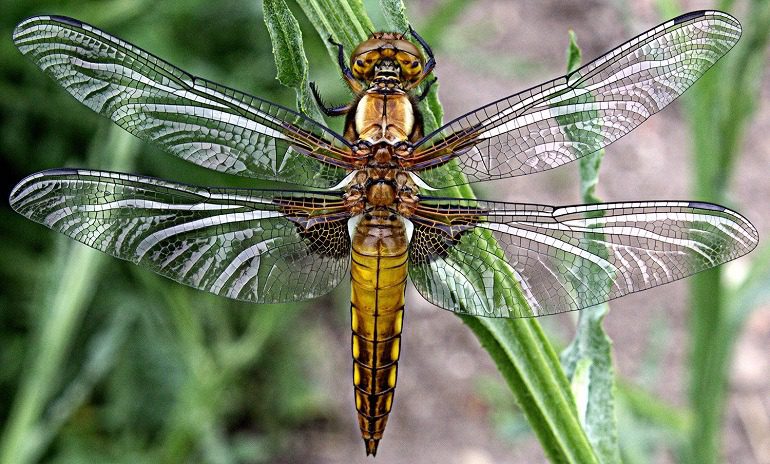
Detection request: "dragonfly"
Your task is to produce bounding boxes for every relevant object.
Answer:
[10,10,758,456]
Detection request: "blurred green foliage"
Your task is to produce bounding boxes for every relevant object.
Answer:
[674,1,770,463]
[0,1,344,463]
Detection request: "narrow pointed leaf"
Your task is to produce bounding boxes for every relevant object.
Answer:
[263,0,324,121]
[558,31,621,464]
[295,0,373,62]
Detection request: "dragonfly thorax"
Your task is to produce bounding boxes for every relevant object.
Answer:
[343,167,418,216]
[366,180,397,207]
[353,92,415,144]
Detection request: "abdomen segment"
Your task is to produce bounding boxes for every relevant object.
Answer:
[350,213,408,456]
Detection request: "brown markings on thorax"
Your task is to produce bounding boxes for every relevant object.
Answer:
[350,91,415,145]
[341,87,423,217]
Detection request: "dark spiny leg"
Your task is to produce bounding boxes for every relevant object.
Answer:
[416,77,437,102]
[405,26,436,89]
[328,36,349,75]
[310,82,353,117]
[328,36,363,93]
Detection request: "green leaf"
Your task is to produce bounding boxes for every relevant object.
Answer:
[560,306,619,462]
[570,358,592,421]
[378,0,407,31]
[423,79,444,131]
[295,0,373,60]
[565,31,582,76]
[263,0,324,121]
[558,31,621,464]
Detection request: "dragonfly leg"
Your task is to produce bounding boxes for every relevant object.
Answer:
[328,36,363,93]
[404,26,436,90]
[310,82,353,117]
[416,76,438,102]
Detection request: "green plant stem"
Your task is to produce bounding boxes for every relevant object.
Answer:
[0,244,107,464]
[270,1,599,461]
[463,317,599,462]
[558,31,620,464]
[0,127,137,464]
[390,8,598,462]
[689,272,726,464]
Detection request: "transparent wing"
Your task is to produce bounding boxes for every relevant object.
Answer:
[408,198,758,317]
[10,169,352,303]
[407,10,741,188]
[13,16,355,189]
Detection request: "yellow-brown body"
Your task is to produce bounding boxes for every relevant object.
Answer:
[321,30,432,456]
[343,67,423,455]
[350,211,408,455]
[353,91,416,144]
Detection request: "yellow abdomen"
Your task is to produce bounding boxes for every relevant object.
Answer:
[350,212,408,456]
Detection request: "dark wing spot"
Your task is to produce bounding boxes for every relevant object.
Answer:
[409,223,460,265]
[299,219,349,259]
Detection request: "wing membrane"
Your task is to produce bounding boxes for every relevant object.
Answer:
[409,198,758,317]
[13,16,354,189]
[408,10,741,188]
[10,169,352,303]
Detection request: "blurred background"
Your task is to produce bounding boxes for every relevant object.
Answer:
[1,0,768,463]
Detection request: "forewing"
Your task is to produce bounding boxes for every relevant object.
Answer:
[408,199,757,317]
[13,16,354,189]
[10,169,352,303]
[408,11,741,188]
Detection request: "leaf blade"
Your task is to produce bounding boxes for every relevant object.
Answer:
[263,0,324,121]
[558,31,621,464]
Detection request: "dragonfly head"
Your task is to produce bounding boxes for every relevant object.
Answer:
[350,32,425,86]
